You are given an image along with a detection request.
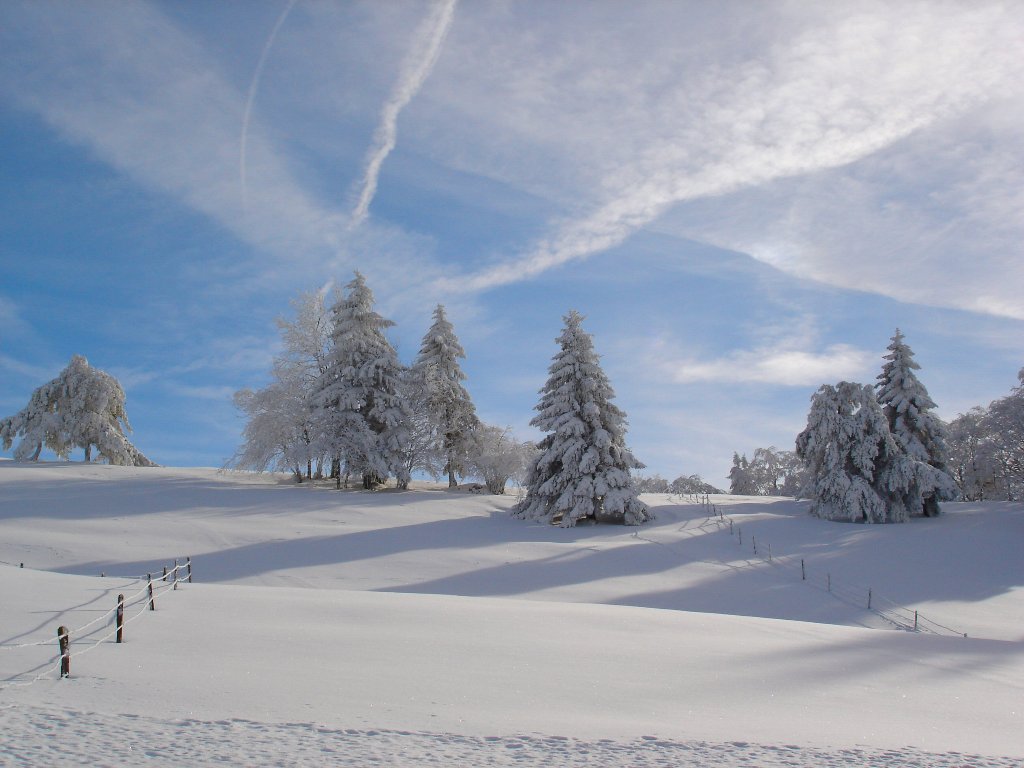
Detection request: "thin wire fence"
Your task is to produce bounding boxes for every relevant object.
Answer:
[692,496,966,637]
[0,560,190,690]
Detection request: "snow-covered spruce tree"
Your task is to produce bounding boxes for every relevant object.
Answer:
[313,272,410,490]
[1,355,154,466]
[409,305,480,488]
[876,329,959,516]
[512,310,649,527]
[795,381,904,523]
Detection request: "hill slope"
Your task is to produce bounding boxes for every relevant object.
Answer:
[1,462,1022,765]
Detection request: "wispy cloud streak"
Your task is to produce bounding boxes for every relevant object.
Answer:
[350,0,456,229]
[240,0,298,210]
[440,4,1017,296]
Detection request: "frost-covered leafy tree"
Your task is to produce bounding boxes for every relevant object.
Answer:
[1,355,153,466]
[795,381,904,523]
[314,272,410,489]
[980,369,1024,501]
[728,453,758,495]
[947,407,998,501]
[408,305,480,487]
[875,330,958,516]
[466,424,534,494]
[728,447,807,496]
[232,289,332,480]
[513,310,649,527]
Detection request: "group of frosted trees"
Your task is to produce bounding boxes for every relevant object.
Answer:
[233,272,519,491]
[795,330,958,522]
[1,355,153,466]
[234,275,650,526]
[946,371,1024,501]
[727,448,807,497]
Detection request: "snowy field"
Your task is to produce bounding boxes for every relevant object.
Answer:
[1,462,1022,766]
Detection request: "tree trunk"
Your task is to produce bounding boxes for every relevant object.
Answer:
[31,442,42,461]
[84,444,92,462]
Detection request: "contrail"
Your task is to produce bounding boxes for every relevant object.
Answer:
[240,0,298,210]
[350,0,457,229]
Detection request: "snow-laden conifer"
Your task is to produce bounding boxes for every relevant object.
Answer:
[314,272,410,489]
[513,310,649,527]
[875,329,958,515]
[1,355,154,466]
[795,381,902,523]
[408,305,480,487]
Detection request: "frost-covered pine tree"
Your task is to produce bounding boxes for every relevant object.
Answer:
[795,381,903,523]
[875,329,958,516]
[313,272,410,489]
[1,355,154,466]
[408,305,480,487]
[513,310,649,527]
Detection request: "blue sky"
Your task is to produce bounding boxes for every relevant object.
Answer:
[2,0,1023,486]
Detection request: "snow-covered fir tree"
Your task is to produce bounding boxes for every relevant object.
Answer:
[314,272,410,489]
[1,355,154,466]
[875,329,959,515]
[795,381,904,523]
[513,310,649,527]
[408,305,480,487]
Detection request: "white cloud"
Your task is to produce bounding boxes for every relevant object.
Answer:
[424,2,1022,314]
[641,333,873,387]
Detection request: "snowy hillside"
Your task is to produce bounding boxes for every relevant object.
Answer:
[1,462,1022,766]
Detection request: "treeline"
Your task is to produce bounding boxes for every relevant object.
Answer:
[632,474,724,495]
[946,373,1024,501]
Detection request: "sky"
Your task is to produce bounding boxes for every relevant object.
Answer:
[1,0,1023,486]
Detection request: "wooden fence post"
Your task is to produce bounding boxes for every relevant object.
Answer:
[752,535,757,555]
[148,573,155,611]
[162,565,168,582]
[57,626,70,678]
[801,559,806,580]
[116,594,124,643]
[173,559,179,590]
[868,588,872,610]
[914,610,918,631]
[187,556,192,584]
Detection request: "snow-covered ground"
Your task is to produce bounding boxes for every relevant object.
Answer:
[1,462,1022,766]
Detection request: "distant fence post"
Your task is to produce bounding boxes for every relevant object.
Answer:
[868,588,872,610]
[116,594,124,643]
[173,559,179,590]
[801,559,806,580]
[187,556,192,583]
[827,573,831,593]
[147,573,155,611]
[752,535,757,556]
[914,610,918,631]
[162,565,168,582]
[57,625,70,678]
